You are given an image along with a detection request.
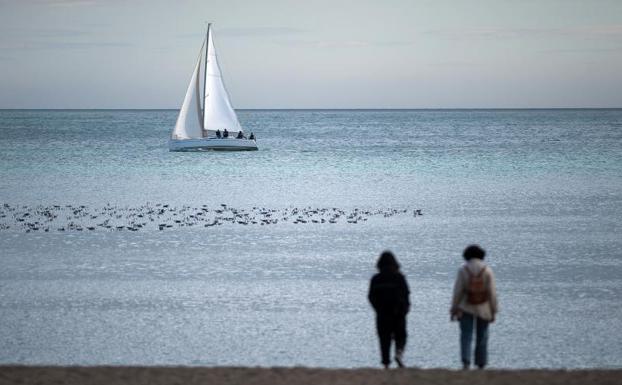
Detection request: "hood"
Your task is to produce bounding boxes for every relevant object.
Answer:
[465,258,486,275]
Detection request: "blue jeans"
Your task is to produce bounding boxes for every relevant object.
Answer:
[459,312,489,368]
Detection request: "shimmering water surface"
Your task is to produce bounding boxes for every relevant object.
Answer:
[1,109,621,368]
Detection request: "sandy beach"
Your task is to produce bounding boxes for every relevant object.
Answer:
[1,367,621,385]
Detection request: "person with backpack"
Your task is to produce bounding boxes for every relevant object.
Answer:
[450,245,498,370]
[368,250,410,369]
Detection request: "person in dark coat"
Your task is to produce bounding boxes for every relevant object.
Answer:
[368,250,410,368]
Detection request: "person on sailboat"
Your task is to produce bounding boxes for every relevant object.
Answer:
[236,131,244,139]
[169,24,258,151]
[249,132,255,141]
[216,129,222,139]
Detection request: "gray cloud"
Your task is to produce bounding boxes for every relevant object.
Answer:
[176,26,307,40]
[538,46,622,54]
[0,0,97,6]
[277,39,368,48]
[0,27,90,38]
[219,27,307,37]
[275,39,416,48]
[0,25,128,51]
[0,41,132,51]
[431,60,478,68]
[37,0,97,6]
[425,25,622,40]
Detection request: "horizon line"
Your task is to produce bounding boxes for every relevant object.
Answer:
[1,107,621,111]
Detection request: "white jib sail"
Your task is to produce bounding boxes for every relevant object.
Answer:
[203,27,242,133]
[172,41,205,140]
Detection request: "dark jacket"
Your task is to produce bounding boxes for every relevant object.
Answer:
[368,270,410,316]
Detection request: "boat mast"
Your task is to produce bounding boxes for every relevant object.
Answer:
[202,23,211,131]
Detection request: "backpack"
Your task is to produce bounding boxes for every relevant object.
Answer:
[465,266,488,305]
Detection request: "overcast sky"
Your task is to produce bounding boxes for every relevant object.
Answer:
[0,0,621,108]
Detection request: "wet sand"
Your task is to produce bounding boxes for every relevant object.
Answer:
[0,367,620,385]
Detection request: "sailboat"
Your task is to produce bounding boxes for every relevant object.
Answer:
[169,24,257,151]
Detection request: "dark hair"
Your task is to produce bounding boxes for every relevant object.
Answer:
[463,245,486,261]
[377,250,400,271]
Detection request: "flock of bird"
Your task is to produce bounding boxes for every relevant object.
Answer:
[0,203,423,233]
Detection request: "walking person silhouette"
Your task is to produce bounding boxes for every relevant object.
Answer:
[368,250,410,369]
[450,245,498,370]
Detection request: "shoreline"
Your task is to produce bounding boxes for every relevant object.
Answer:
[1,367,621,385]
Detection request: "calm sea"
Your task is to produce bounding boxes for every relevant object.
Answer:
[0,109,621,368]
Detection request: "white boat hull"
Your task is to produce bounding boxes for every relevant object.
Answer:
[169,138,258,151]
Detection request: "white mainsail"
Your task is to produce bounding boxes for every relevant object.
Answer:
[203,26,242,133]
[172,40,205,140]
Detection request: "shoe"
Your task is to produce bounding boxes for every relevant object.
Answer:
[462,362,470,370]
[395,349,405,368]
